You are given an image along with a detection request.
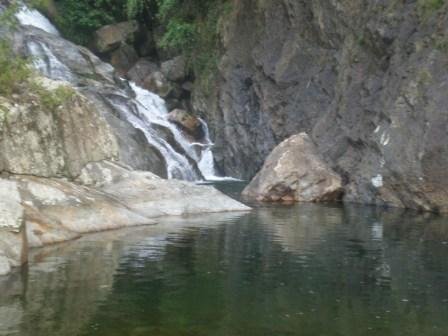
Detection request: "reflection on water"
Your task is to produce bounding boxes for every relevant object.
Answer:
[1,203,448,336]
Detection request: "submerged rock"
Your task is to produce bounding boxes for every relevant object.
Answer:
[243,133,342,203]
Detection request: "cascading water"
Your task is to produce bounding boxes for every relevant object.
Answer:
[15,5,230,181]
[16,7,60,35]
[26,41,74,82]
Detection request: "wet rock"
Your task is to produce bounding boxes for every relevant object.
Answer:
[161,56,187,82]
[93,21,138,53]
[110,43,139,75]
[168,109,204,139]
[15,26,115,84]
[243,133,343,203]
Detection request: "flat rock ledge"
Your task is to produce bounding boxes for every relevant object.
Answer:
[0,161,250,275]
[243,133,343,203]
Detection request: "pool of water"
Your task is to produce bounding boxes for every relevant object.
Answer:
[1,185,448,336]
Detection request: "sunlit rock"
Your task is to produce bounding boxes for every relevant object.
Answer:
[243,133,343,203]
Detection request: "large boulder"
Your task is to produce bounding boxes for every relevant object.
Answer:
[243,133,343,202]
[93,21,138,53]
[109,43,139,75]
[127,58,159,86]
[168,109,204,140]
[161,56,187,82]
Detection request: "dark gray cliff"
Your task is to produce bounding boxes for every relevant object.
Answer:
[193,0,448,212]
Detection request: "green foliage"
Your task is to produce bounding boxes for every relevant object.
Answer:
[127,0,148,19]
[159,20,196,50]
[49,0,127,45]
[156,0,232,89]
[0,41,32,97]
[0,1,20,28]
[29,81,76,111]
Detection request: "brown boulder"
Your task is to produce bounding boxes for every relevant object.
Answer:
[168,109,204,140]
[243,133,343,203]
[94,21,138,53]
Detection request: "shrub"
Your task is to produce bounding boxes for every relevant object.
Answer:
[0,41,32,97]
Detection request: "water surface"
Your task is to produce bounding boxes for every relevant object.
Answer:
[1,189,448,336]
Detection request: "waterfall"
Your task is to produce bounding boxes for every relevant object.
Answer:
[16,7,60,35]
[26,41,74,82]
[15,6,233,181]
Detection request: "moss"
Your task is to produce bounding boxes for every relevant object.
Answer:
[417,0,445,17]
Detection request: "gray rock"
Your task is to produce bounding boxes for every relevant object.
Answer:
[110,43,139,75]
[243,133,343,202]
[161,56,187,82]
[93,21,138,53]
[127,58,159,86]
[79,161,251,217]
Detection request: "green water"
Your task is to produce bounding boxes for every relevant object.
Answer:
[1,185,448,336]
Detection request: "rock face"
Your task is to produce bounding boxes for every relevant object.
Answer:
[243,133,342,202]
[193,0,448,212]
[0,180,26,275]
[0,79,119,179]
[93,21,138,53]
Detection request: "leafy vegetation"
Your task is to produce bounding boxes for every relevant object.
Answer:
[0,41,33,97]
